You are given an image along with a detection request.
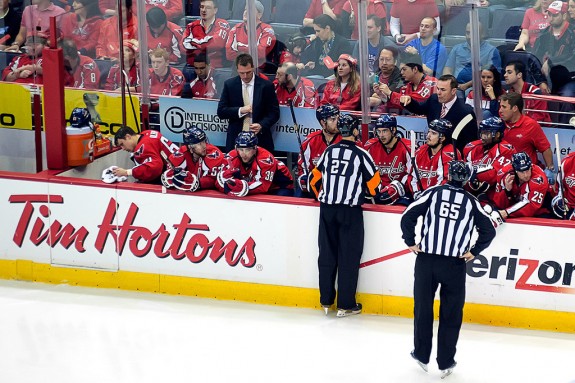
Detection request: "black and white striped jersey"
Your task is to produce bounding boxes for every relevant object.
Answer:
[400,183,496,257]
[310,140,380,207]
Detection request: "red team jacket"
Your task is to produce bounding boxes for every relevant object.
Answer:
[226,22,276,66]
[388,75,437,110]
[297,130,343,177]
[64,55,100,89]
[279,50,301,65]
[189,69,218,99]
[492,163,550,217]
[274,77,316,108]
[149,67,185,96]
[105,62,139,91]
[168,144,226,190]
[409,144,459,193]
[320,81,361,111]
[364,137,412,191]
[503,114,550,166]
[183,18,230,66]
[1,54,43,84]
[219,148,294,195]
[59,14,103,58]
[130,130,178,183]
[560,152,575,213]
[147,22,184,64]
[463,140,516,185]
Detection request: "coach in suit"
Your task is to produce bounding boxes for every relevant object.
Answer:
[401,75,477,152]
[217,53,280,152]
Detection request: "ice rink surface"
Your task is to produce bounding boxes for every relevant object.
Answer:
[0,280,573,383]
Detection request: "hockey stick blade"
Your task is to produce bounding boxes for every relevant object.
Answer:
[452,114,473,161]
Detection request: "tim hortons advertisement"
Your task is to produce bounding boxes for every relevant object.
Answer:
[0,176,574,313]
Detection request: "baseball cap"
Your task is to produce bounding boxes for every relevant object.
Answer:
[124,39,139,53]
[548,1,567,14]
[325,53,358,69]
[255,0,264,13]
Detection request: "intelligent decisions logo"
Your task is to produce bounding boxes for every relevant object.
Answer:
[163,106,228,134]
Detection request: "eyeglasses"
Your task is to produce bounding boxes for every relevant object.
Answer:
[379,58,394,63]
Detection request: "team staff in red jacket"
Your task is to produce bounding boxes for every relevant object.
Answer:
[113,127,179,184]
[320,54,361,111]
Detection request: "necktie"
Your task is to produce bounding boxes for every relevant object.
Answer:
[242,84,251,131]
[440,103,447,118]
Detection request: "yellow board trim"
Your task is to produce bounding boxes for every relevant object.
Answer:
[1,259,573,333]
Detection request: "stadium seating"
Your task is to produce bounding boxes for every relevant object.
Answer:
[230,0,273,23]
[489,9,525,39]
[273,0,311,24]
[441,6,490,36]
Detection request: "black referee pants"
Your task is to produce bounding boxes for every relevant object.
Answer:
[318,204,364,310]
[413,252,466,370]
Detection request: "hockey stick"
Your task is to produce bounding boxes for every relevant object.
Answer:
[289,99,310,176]
[451,114,473,161]
[409,130,425,193]
[555,133,566,219]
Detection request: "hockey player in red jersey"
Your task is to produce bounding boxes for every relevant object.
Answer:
[225,1,276,68]
[463,117,516,200]
[182,0,230,67]
[364,114,412,205]
[161,126,225,191]
[274,62,316,108]
[148,48,185,96]
[551,152,575,220]
[493,152,551,219]
[113,126,178,184]
[217,132,294,197]
[408,119,459,195]
[296,104,342,197]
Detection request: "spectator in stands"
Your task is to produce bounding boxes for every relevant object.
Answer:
[402,74,477,153]
[59,0,102,58]
[5,0,65,52]
[548,65,575,125]
[98,0,116,16]
[280,33,308,65]
[514,0,552,51]
[2,33,45,83]
[226,1,276,70]
[373,55,437,112]
[443,23,501,93]
[390,0,440,45]
[274,62,317,108]
[341,0,388,40]
[300,14,351,78]
[498,92,555,179]
[146,7,184,65]
[148,47,185,96]
[144,0,183,23]
[569,0,575,25]
[0,0,22,49]
[466,65,503,119]
[404,17,447,77]
[504,61,551,122]
[369,47,403,110]
[104,39,139,91]
[351,15,385,76]
[217,53,280,152]
[303,0,348,29]
[184,53,218,99]
[533,1,575,73]
[320,53,361,111]
[182,0,230,68]
[96,0,137,60]
[61,38,100,89]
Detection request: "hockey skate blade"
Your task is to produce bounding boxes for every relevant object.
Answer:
[441,362,456,379]
[410,351,428,372]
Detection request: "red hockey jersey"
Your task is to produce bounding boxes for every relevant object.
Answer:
[105,62,139,91]
[409,144,459,193]
[149,66,185,96]
[145,0,183,22]
[506,82,551,123]
[64,55,100,89]
[274,76,316,108]
[297,130,343,177]
[183,18,230,67]
[130,130,178,183]
[463,140,516,186]
[168,143,226,190]
[492,163,550,218]
[388,75,436,110]
[226,21,276,66]
[95,14,137,59]
[1,54,43,84]
[320,80,361,111]
[364,137,412,190]
[59,14,103,58]
[219,147,294,194]
[559,152,575,210]
[147,22,184,64]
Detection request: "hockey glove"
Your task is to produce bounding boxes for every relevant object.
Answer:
[298,174,309,192]
[217,167,239,188]
[551,195,572,219]
[173,169,199,192]
[482,204,504,228]
[376,180,405,205]
[161,168,177,188]
[544,168,556,185]
[224,179,249,197]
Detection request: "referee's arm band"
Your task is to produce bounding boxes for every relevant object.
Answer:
[365,172,381,196]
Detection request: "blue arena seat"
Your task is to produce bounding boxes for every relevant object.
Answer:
[273,0,311,24]
[441,6,490,36]
[489,9,525,39]
[230,0,273,23]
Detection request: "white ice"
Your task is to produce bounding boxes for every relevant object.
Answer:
[0,280,574,383]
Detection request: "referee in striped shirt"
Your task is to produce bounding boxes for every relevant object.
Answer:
[400,160,495,378]
[310,114,381,317]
